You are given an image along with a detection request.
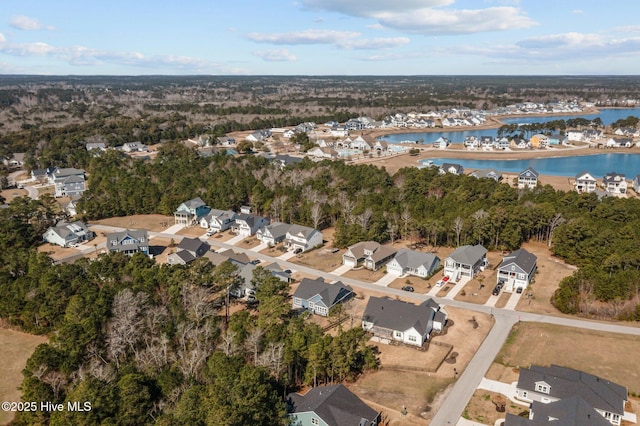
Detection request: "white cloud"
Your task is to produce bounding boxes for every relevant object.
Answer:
[613,25,640,33]
[248,29,360,45]
[0,33,6,43]
[302,0,536,35]
[338,37,410,50]
[367,23,384,30]
[0,39,235,73]
[253,49,297,62]
[10,15,55,31]
[571,9,583,14]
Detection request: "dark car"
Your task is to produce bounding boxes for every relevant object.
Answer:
[492,286,501,296]
[401,285,414,292]
[293,248,302,254]
[516,287,524,294]
[250,259,261,265]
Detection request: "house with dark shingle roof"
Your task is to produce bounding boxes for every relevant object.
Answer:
[601,172,627,195]
[292,277,354,317]
[386,249,440,278]
[497,248,537,292]
[167,237,210,265]
[439,162,464,175]
[174,197,210,226]
[284,224,323,253]
[232,213,270,237]
[518,167,539,189]
[470,168,502,182]
[43,221,95,247]
[287,384,380,426]
[514,365,632,426]
[575,171,597,193]
[443,244,488,281]
[106,229,149,256]
[342,241,397,271]
[361,296,446,347]
[505,396,611,425]
[203,249,250,267]
[256,222,291,246]
[199,209,236,232]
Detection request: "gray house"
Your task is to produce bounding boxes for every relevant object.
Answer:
[256,222,291,245]
[49,167,86,197]
[167,237,210,265]
[200,209,236,233]
[362,296,446,347]
[342,241,397,271]
[232,213,270,237]
[505,396,611,426]
[514,365,631,426]
[287,384,380,426]
[386,249,440,278]
[439,162,464,175]
[203,249,250,268]
[497,248,537,292]
[292,278,354,317]
[106,229,149,256]
[470,169,502,182]
[43,221,95,247]
[443,244,488,281]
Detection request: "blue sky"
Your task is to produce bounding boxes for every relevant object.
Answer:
[1,0,639,75]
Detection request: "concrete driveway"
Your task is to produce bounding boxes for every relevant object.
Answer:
[504,291,524,310]
[226,233,246,245]
[444,277,470,299]
[330,263,352,275]
[373,272,399,287]
[162,224,185,235]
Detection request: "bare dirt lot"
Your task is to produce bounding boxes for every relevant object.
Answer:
[175,226,207,237]
[0,329,48,425]
[289,248,344,273]
[37,243,80,260]
[0,188,28,203]
[464,389,528,425]
[91,214,174,232]
[342,267,387,283]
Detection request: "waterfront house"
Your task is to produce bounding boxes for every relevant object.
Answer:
[433,137,450,149]
[362,296,446,346]
[601,172,627,195]
[287,384,380,426]
[470,169,502,182]
[574,171,597,193]
[439,162,464,175]
[497,248,537,292]
[292,277,354,317]
[443,244,488,281]
[633,174,640,193]
[386,249,440,278]
[518,167,539,189]
[605,137,633,148]
[342,241,397,271]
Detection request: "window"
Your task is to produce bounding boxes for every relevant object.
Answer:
[394,331,402,338]
[408,335,417,342]
[535,384,549,394]
[311,418,319,425]
[522,391,528,399]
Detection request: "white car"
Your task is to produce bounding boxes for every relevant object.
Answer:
[206,230,215,237]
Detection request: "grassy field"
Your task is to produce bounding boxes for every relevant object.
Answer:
[0,329,48,425]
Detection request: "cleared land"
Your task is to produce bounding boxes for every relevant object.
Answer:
[91,214,174,232]
[0,188,28,203]
[0,329,48,425]
[463,389,528,425]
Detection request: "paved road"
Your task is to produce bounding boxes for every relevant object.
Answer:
[78,224,640,423]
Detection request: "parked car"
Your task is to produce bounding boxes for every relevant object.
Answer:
[250,259,261,265]
[206,230,215,237]
[492,286,501,296]
[293,248,302,254]
[401,285,414,292]
[516,287,524,294]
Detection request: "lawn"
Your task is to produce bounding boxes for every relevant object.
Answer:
[0,329,48,425]
[91,214,174,232]
[463,390,528,426]
[288,248,344,273]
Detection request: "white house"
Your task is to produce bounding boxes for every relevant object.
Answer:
[362,297,446,347]
[200,209,236,232]
[232,213,270,237]
[43,221,95,247]
[574,171,597,193]
[256,222,291,245]
[496,248,537,292]
[343,241,397,271]
[602,172,627,195]
[518,167,539,189]
[386,249,440,278]
[284,224,323,252]
[444,244,488,281]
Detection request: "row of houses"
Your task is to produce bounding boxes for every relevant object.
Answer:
[439,163,541,190]
[174,198,323,253]
[574,171,640,196]
[31,167,87,197]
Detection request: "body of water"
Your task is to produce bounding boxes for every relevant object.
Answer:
[428,153,640,177]
[380,108,640,144]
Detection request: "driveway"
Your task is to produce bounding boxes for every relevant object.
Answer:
[251,242,269,252]
[226,233,246,245]
[477,378,526,406]
[444,277,470,299]
[330,263,352,275]
[373,272,398,287]
[276,250,297,260]
[163,224,185,235]
[504,290,524,310]
[484,294,499,307]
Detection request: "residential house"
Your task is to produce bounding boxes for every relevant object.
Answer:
[85,142,106,152]
[433,137,450,149]
[256,222,291,246]
[272,154,303,170]
[246,129,271,143]
[106,229,149,256]
[518,167,539,189]
[203,249,250,268]
[463,136,479,148]
[284,224,323,252]
[232,213,269,237]
[307,146,339,159]
[350,135,375,151]
[63,196,81,217]
[574,171,597,193]
[505,396,613,426]
[31,168,53,183]
[443,244,488,281]
[633,174,640,193]
[167,237,210,265]
[613,127,639,137]
[605,137,633,148]
[497,248,537,292]
[200,209,236,232]
[495,137,510,149]
[122,141,147,152]
[216,136,236,146]
[529,134,549,149]
[174,197,210,226]
[470,169,502,182]
[386,249,440,278]
[513,365,632,426]
[287,384,380,426]
[342,241,397,271]
[3,152,25,168]
[361,296,446,347]
[373,140,390,152]
[601,172,627,195]
[49,167,87,197]
[330,124,348,137]
[439,162,464,175]
[292,277,354,317]
[512,138,530,149]
[480,136,495,148]
[43,221,95,247]
[583,129,603,143]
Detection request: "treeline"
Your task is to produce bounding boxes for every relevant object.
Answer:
[143,103,290,116]
[497,117,604,139]
[0,204,378,424]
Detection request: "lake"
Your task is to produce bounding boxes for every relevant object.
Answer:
[380,107,640,144]
[427,153,640,177]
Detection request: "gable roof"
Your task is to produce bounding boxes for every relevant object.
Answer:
[168,250,196,264]
[392,249,439,270]
[346,241,397,263]
[106,229,148,252]
[575,170,596,181]
[286,224,318,239]
[499,248,537,275]
[261,222,291,240]
[471,169,502,180]
[203,249,250,266]
[182,197,207,209]
[440,162,464,174]
[363,296,437,337]
[293,278,353,308]
[178,237,210,255]
[517,365,627,416]
[519,167,539,178]
[602,172,626,183]
[448,244,487,265]
[287,384,378,426]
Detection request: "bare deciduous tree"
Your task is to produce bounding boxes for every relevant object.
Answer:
[106,289,149,369]
[310,202,323,229]
[245,327,264,366]
[547,213,565,247]
[453,216,464,247]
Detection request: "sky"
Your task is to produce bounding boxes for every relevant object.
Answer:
[1,0,640,76]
